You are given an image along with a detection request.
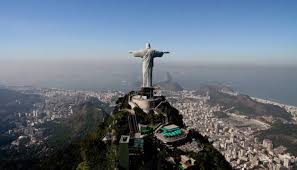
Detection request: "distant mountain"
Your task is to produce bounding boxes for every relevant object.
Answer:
[41,97,109,149]
[199,84,292,124]
[155,72,183,91]
[0,88,43,131]
[0,88,43,150]
[258,122,297,156]
[0,95,109,170]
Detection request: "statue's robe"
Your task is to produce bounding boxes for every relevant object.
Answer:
[131,49,165,87]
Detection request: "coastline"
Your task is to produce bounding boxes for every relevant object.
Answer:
[251,96,297,121]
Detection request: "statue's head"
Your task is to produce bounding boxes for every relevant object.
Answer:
[145,43,151,49]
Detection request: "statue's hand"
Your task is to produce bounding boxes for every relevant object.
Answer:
[129,51,133,54]
[163,52,170,54]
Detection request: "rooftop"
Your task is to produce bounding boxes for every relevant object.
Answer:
[129,138,144,149]
[120,135,130,143]
[155,124,189,145]
[163,124,179,130]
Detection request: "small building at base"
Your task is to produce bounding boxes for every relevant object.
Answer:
[154,124,189,146]
[118,135,144,170]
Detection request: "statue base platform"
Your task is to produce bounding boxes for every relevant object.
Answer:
[138,87,154,99]
[130,95,163,113]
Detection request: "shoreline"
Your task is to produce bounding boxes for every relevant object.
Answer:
[251,97,297,120]
[251,96,297,108]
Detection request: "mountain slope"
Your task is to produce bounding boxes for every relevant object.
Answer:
[42,92,231,170]
[258,122,297,156]
[200,85,292,124]
[0,97,109,170]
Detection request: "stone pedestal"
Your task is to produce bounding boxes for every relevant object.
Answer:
[138,87,154,99]
[131,95,162,113]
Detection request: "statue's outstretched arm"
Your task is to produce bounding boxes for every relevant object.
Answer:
[129,50,146,58]
[154,51,170,58]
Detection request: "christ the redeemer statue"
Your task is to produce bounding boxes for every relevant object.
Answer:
[129,43,169,87]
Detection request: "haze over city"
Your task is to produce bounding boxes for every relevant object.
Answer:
[1,0,297,105]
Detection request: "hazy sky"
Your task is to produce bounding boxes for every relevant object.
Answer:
[0,0,297,64]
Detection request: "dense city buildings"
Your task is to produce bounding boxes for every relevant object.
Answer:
[3,88,124,150]
[164,89,297,170]
[2,87,297,169]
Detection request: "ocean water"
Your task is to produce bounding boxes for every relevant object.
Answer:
[157,64,297,106]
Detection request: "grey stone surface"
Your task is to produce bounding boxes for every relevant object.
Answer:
[129,43,169,87]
